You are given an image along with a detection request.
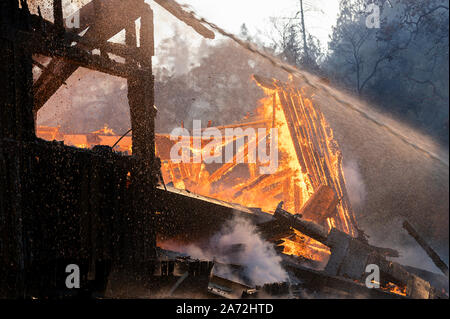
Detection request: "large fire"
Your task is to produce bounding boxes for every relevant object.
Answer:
[157,78,357,262]
[36,78,357,263]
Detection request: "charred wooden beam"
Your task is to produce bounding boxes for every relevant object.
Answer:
[256,220,294,242]
[253,74,276,90]
[33,0,148,113]
[32,0,214,113]
[209,275,252,299]
[39,24,144,62]
[274,202,329,243]
[282,258,407,299]
[19,29,148,79]
[53,0,64,30]
[154,185,271,243]
[153,0,215,39]
[403,220,449,278]
[274,201,400,259]
[272,203,443,298]
[125,10,156,163]
[1,2,35,142]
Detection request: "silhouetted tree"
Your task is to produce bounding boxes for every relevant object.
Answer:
[324,0,449,142]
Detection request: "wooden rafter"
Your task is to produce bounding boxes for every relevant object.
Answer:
[32,0,214,114]
[153,0,215,39]
[33,0,147,113]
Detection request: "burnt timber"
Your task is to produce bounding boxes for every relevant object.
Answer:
[0,0,216,298]
[403,220,449,278]
[273,203,446,299]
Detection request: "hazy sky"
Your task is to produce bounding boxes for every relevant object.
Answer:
[32,1,340,49]
[176,0,341,48]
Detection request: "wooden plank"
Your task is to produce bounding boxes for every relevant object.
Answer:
[153,0,215,39]
[23,31,148,79]
[403,220,449,278]
[33,0,147,113]
[299,185,339,224]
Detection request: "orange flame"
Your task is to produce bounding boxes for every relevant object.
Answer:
[157,80,356,262]
[36,81,357,263]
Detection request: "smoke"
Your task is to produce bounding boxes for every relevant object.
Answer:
[37,68,131,134]
[166,216,288,286]
[365,217,449,275]
[341,159,447,274]
[343,159,366,209]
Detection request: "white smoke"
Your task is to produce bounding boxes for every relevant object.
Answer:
[343,159,366,208]
[176,216,288,286]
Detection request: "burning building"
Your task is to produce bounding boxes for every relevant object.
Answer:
[1,0,448,299]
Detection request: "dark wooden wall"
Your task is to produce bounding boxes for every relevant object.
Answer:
[0,139,158,298]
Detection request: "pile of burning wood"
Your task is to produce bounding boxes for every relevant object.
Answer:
[37,76,449,299]
[151,77,449,299]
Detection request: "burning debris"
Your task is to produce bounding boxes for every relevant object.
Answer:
[1,0,448,300]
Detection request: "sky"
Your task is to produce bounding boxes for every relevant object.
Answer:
[30,0,341,49]
[30,0,340,53]
[146,0,340,51]
[176,0,341,48]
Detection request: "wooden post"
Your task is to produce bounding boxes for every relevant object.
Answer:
[0,0,36,298]
[403,221,449,278]
[125,2,157,262]
[294,183,302,213]
[0,2,35,141]
[126,5,155,163]
[53,0,64,30]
